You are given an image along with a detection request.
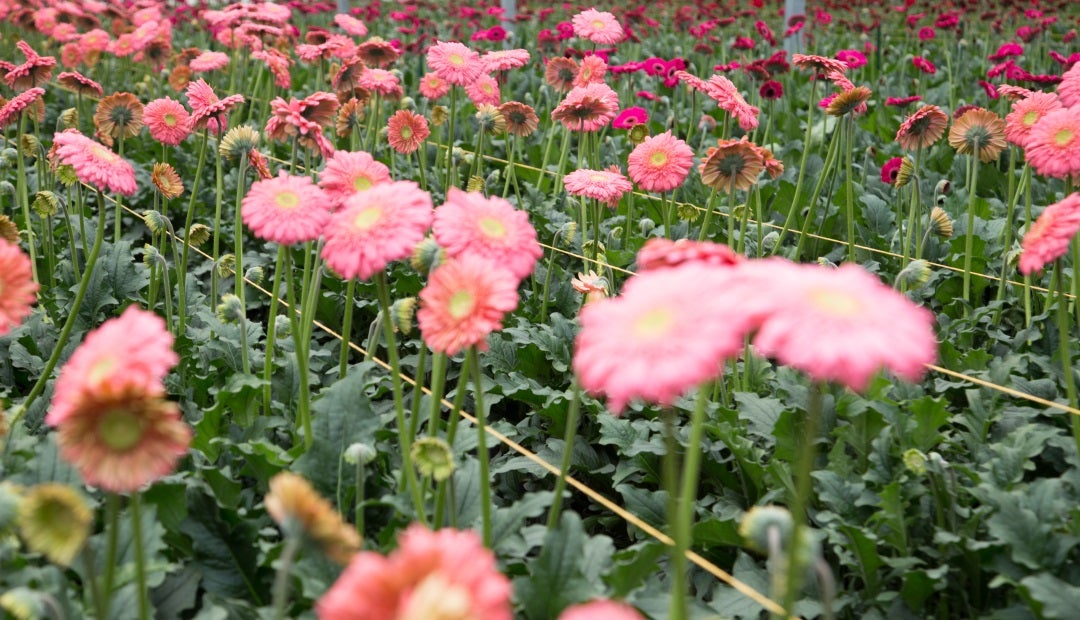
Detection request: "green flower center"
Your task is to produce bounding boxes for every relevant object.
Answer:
[649,151,668,167]
[97,410,144,452]
[1055,128,1074,147]
[163,113,177,127]
[399,126,413,139]
[275,191,299,209]
[353,176,372,191]
[633,307,674,339]
[1023,111,1039,126]
[448,290,475,319]
[353,207,382,231]
[449,53,464,66]
[478,217,506,238]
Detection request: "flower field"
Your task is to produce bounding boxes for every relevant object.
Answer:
[3,0,1080,617]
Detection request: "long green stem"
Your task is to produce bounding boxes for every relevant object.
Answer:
[793,126,843,260]
[15,111,38,284]
[282,250,311,447]
[771,79,819,254]
[178,130,211,339]
[444,87,458,190]
[435,353,474,527]
[545,384,581,531]
[696,186,720,241]
[271,535,301,620]
[469,346,493,547]
[662,409,686,620]
[553,128,572,194]
[233,153,249,300]
[1053,262,1080,456]
[782,383,824,617]
[962,156,981,310]
[132,493,150,620]
[338,279,356,379]
[844,115,857,263]
[375,272,427,524]
[670,387,710,620]
[263,246,286,417]
[101,493,121,620]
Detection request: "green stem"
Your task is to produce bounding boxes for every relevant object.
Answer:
[15,111,38,284]
[469,346,493,547]
[696,186,720,242]
[903,148,924,265]
[662,409,686,620]
[844,115,856,263]
[233,153,249,300]
[101,494,121,620]
[178,130,211,340]
[444,87,458,190]
[553,127,572,193]
[793,125,843,261]
[283,250,311,447]
[271,535,301,620]
[263,246,286,417]
[782,383,824,617]
[771,79,819,255]
[545,384,581,531]
[426,352,448,437]
[132,493,150,620]
[355,458,366,539]
[962,156,981,311]
[670,387,710,620]
[1052,262,1080,456]
[338,279,356,379]
[435,353,474,527]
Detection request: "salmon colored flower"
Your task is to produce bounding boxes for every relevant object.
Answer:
[551,83,619,132]
[418,73,451,100]
[635,238,743,272]
[1058,63,1080,108]
[0,240,37,336]
[386,110,430,155]
[948,107,1007,163]
[699,138,767,192]
[1026,107,1080,179]
[482,49,530,73]
[433,188,542,280]
[498,101,539,137]
[571,9,625,45]
[560,600,644,620]
[51,129,137,196]
[185,79,244,130]
[189,50,229,73]
[465,74,501,107]
[545,57,578,93]
[895,104,948,151]
[564,166,632,207]
[427,40,483,86]
[265,472,361,564]
[56,71,103,98]
[417,255,519,355]
[627,131,694,192]
[144,97,192,146]
[4,41,56,91]
[319,150,391,206]
[0,87,45,129]
[1019,193,1080,275]
[241,172,331,245]
[151,162,183,199]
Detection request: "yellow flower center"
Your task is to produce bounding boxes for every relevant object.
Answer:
[449,53,464,66]
[649,151,668,167]
[399,574,473,620]
[86,356,117,386]
[163,113,177,127]
[481,84,493,94]
[1055,128,1074,147]
[592,19,606,29]
[353,206,382,231]
[478,217,506,238]
[448,290,475,319]
[1023,111,1039,126]
[353,176,372,191]
[97,409,144,452]
[588,173,607,182]
[400,126,413,139]
[275,191,300,209]
[807,288,862,317]
[91,145,118,163]
[633,307,675,339]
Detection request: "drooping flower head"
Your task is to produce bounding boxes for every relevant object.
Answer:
[433,188,542,281]
[143,97,192,146]
[185,79,245,131]
[151,162,183,199]
[386,110,431,155]
[241,172,331,246]
[627,131,694,193]
[825,85,872,117]
[482,49,531,73]
[704,75,761,130]
[426,40,483,86]
[51,130,137,196]
[189,50,229,73]
[564,166,633,208]
[571,9,625,45]
[498,101,539,137]
[1025,107,1080,179]
[94,92,145,141]
[265,472,361,564]
[15,483,93,567]
[417,255,519,355]
[0,87,45,129]
[551,83,619,132]
[545,57,579,93]
[57,71,103,98]
[895,104,949,151]
[1019,193,1080,275]
[5,41,56,91]
[948,107,1007,163]
[321,181,434,281]
[699,138,767,193]
[0,240,37,336]
[317,524,513,620]
[318,150,391,206]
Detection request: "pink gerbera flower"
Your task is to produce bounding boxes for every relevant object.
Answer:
[551,83,619,132]
[317,524,513,620]
[559,600,644,620]
[564,166,633,207]
[1019,193,1080,275]
[433,188,543,281]
[143,97,192,146]
[573,263,748,412]
[1057,62,1080,108]
[333,13,368,37]
[573,55,608,87]
[912,56,937,74]
[1025,107,1080,179]
[571,8,625,45]
[5,41,56,91]
[185,79,245,130]
[481,49,530,73]
[744,260,937,392]
[188,50,230,73]
[51,130,137,196]
[318,150,391,207]
[320,181,434,281]
[704,75,761,130]
[427,40,483,86]
[465,74,501,107]
[57,71,103,98]
[417,255,519,355]
[1005,92,1063,149]
[635,238,743,271]
[612,107,648,129]
[418,73,451,100]
[0,240,38,335]
[627,131,694,192]
[0,87,45,129]
[386,110,431,155]
[241,172,331,246]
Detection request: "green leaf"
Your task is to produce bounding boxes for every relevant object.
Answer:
[597,416,665,457]
[514,512,596,620]
[606,542,667,598]
[178,485,269,603]
[734,392,785,442]
[151,568,201,620]
[1020,573,1080,619]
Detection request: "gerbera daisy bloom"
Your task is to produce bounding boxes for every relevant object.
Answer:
[881,157,904,185]
[169,65,193,93]
[998,84,1036,101]
[759,80,784,100]
[1004,91,1063,149]
[564,166,633,208]
[572,270,608,302]
[265,472,361,564]
[0,215,18,243]
[744,260,937,392]
[559,600,644,620]
[0,240,37,336]
[417,255,519,355]
[151,162,183,199]
[319,150,391,206]
[792,53,848,76]
[241,172,331,246]
[1026,107,1080,179]
[627,131,694,193]
[386,110,430,155]
[185,79,245,130]
[948,108,1007,163]
[336,98,366,138]
[1019,193,1080,275]
[321,181,433,281]
[218,126,260,160]
[482,49,530,73]
[573,263,747,412]
[912,56,937,74]
[248,149,272,180]
[334,13,368,37]
[15,483,93,567]
[331,57,367,93]
[355,37,400,68]
[551,83,619,133]
[704,75,761,131]
[0,87,45,129]
[4,41,56,91]
[571,8,625,45]
[465,74,501,107]
[317,524,513,620]
[93,92,146,141]
[433,188,543,280]
[498,101,539,137]
[1056,62,1080,108]
[474,104,506,135]
[51,130,137,196]
[545,57,578,93]
[189,50,229,73]
[825,86,872,116]
[895,104,949,151]
[573,55,608,87]
[56,71,103,98]
[427,40,483,86]
[251,49,292,89]
[699,138,767,192]
[635,238,743,272]
[612,107,648,129]
[418,73,451,100]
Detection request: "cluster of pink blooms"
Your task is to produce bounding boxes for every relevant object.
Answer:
[575,240,938,412]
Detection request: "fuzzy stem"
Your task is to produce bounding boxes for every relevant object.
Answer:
[962,156,981,311]
[469,346,493,547]
[545,384,581,531]
[271,535,301,620]
[132,493,150,620]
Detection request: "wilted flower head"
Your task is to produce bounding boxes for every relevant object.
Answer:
[265,472,361,564]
